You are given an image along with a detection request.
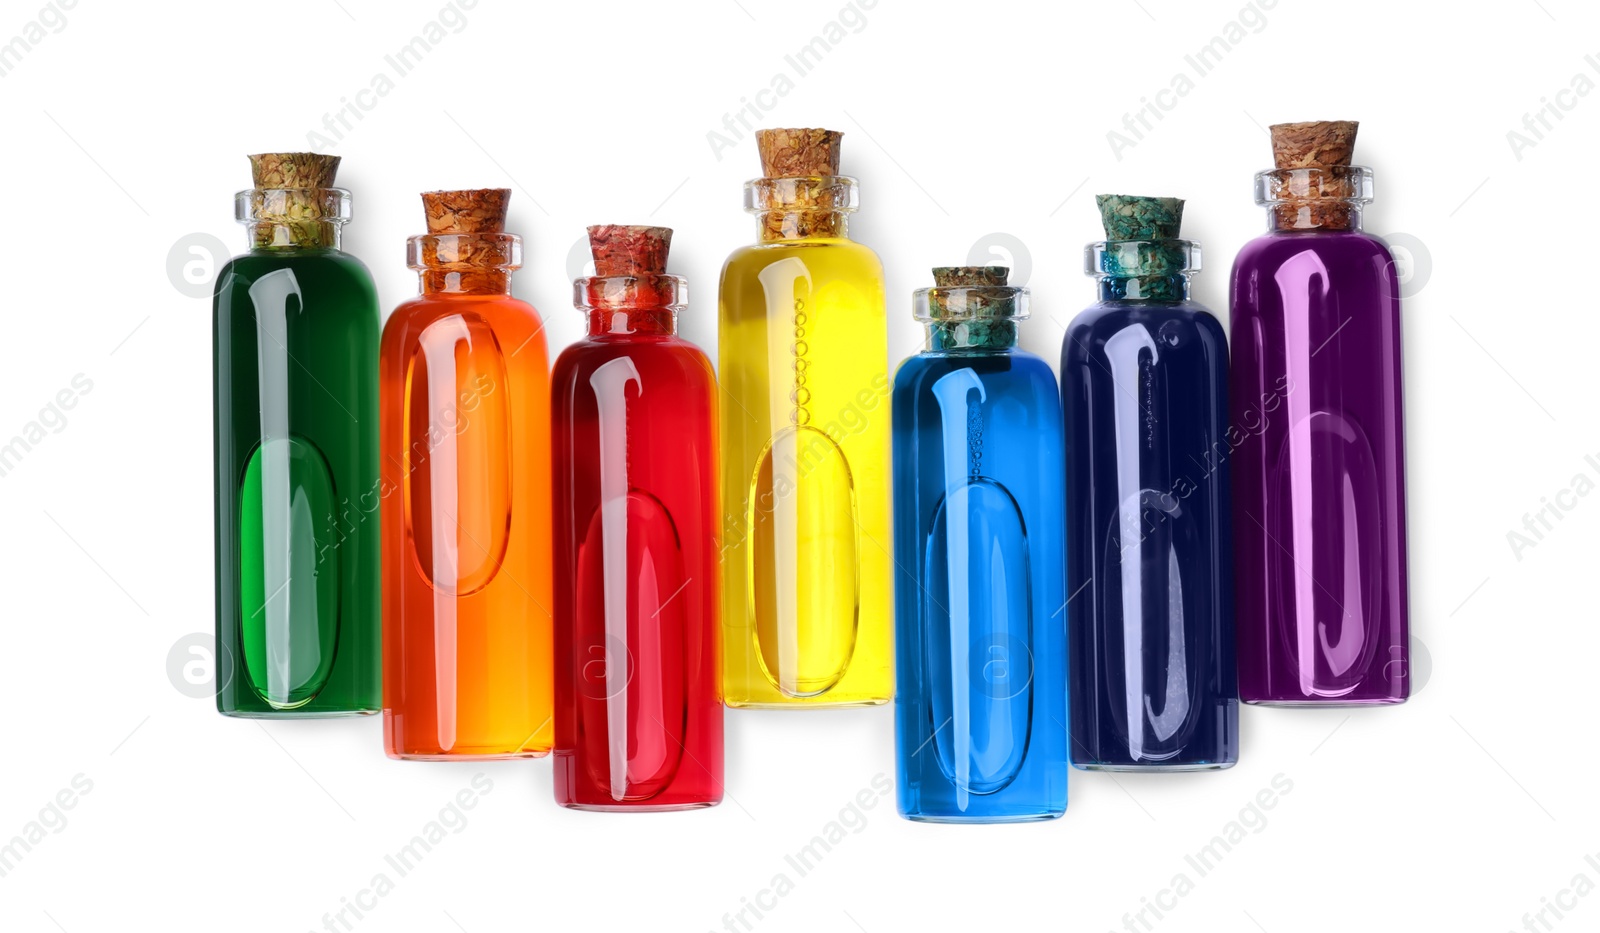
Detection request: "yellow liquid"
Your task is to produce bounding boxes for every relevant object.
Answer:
[718,237,892,707]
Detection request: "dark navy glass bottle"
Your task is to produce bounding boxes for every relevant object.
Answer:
[893,266,1067,822]
[1063,196,1238,771]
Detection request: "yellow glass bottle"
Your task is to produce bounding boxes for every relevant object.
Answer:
[718,128,891,708]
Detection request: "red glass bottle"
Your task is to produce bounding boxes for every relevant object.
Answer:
[552,225,723,810]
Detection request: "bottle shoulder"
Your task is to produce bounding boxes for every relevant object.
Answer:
[553,337,715,389]
[216,249,379,322]
[895,350,1059,394]
[1066,301,1223,338]
[721,238,884,276]
[1063,302,1227,367]
[387,294,542,324]
[1231,229,1392,269]
[382,296,546,353]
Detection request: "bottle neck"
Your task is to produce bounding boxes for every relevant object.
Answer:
[1256,166,1374,233]
[1266,202,1365,232]
[756,210,850,242]
[1097,274,1192,303]
[409,233,520,297]
[420,270,512,296]
[913,284,1028,352]
[237,187,350,252]
[1086,239,1199,304]
[576,274,684,338]
[924,320,1017,351]
[745,176,858,243]
[246,221,341,251]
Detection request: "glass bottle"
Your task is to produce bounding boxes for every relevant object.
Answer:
[718,128,892,708]
[893,267,1067,822]
[1230,121,1409,705]
[380,189,553,757]
[1063,196,1238,770]
[214,153,380,717]
[552,225,723,810]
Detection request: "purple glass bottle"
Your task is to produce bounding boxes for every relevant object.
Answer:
[1229,121,1409,706]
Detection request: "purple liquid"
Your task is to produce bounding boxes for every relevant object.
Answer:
[1229,229,1409,705]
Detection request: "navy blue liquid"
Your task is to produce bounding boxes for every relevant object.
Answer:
[1062,299,1238,769]
[893,347,1068,821]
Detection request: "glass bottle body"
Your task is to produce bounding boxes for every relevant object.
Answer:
[718,232,892,708]
[892,348,1067,821]
[552,318,723,809]
[1230,225,1409,705]
[214,247,380,716]
[1063,296,1239,769]
[379,291,553,757]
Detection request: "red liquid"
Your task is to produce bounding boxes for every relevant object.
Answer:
[552,306,723,810]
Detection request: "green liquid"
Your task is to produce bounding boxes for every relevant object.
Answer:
[214,248,380,716]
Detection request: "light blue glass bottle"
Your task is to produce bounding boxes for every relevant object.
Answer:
[892,266,1067,823]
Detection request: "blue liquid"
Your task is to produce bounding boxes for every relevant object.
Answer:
[1062,299,1238,770]
[892,347,1068,821]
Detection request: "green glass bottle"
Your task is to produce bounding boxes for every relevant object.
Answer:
[213,153,381,717]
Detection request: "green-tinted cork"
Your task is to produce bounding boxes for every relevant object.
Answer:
[924,266,1020,350]
[1094,194,1188,301]
[1096,195,1183,241]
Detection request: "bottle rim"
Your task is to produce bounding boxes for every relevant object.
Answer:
[1083,239,1201,278]
[1253,165,1375,206]
[407,233,522,271]
[743,175,859,214]
[234,187,351,224]
[573,273,688,313]
[912,285,1030,323]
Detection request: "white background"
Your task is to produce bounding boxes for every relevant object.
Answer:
[0,0,1592,930]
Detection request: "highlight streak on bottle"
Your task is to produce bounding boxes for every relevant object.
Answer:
[1275,250,1366,697]
[1105,323,1188,759]
[248,270,320,710]
[756,257,810,696]
[590,356,642,800]
[931,369,985,810]
[1148,547,1188,743]
[1326,472,1364,677]
[416,316,475,752]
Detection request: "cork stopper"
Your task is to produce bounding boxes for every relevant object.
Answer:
[757,128,843,178]
[409,189,519,293]
[587,224,672,277]
[1269,121,1358,169]
[918,265,1025,350]
[422,189,509,234]
[242,152,345,249]
[1263,121,1363,230]
[932,266,1009,287]
[248,152,341,190]
[1096,195,1184,241]
[1090,195,1193,301]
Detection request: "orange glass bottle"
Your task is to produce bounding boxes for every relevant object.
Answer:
[380,189,553,759]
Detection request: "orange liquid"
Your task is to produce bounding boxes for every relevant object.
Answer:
[380,293,553,758]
